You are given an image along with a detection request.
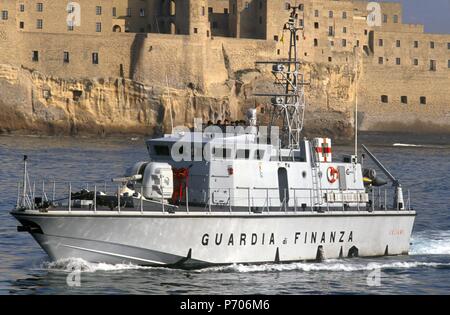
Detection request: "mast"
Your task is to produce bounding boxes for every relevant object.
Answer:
[22,155,27,208]
[254,3,307,150]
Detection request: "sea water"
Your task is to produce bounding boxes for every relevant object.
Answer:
[0,133,449,295]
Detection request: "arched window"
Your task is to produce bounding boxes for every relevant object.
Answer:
[112,25,122,32]
[170,22,176,34]
[170,0,176,16]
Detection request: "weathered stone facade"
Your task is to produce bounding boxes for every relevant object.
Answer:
[0,0,449,137]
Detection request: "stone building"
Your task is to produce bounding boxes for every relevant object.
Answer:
[0,0,449,135]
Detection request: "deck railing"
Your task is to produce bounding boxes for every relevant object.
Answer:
[15,179,412,214]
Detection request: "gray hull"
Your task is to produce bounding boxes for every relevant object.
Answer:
[12,210,416,267]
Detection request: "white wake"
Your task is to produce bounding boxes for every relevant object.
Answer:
[410,230,450,255]
[40,230,450,274]
[197,260,450,273]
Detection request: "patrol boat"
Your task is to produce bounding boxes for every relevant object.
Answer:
[11,5,415,268]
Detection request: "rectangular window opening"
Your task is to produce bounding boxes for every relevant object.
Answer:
[92,52,99,64]
[32,51,39,62]
[63,51,70,63]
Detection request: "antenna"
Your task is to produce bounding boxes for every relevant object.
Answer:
[354,47,362,160]
[354,49,358,158]
[22,155,28,208]
[254,3,308,150]
[165,75,174,133]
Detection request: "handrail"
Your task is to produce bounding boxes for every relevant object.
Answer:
[15,179,412,214]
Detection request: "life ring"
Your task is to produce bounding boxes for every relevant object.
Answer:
[327,166,339,184]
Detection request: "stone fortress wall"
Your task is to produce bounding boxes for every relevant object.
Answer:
[0,0,449,136]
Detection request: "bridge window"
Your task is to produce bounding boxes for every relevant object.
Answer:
[236,149,250,159]
[213,147,233,159]
[154,145,170,156]
[255,150,265,160]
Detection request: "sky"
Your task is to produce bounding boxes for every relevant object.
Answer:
[376,0,450,34]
